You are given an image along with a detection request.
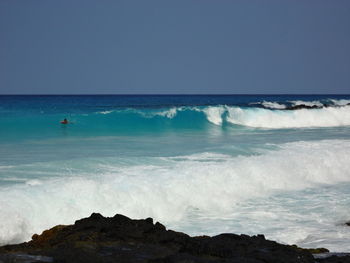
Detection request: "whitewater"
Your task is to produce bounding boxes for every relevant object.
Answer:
[0,95,350,252]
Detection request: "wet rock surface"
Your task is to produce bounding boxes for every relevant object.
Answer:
[285,104,322,110]
[278,103,350,110]
[0,213,346,263]
[317,255,350,263]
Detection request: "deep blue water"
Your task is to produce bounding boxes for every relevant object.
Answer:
[1,95,350,251]
[1,94,349,113]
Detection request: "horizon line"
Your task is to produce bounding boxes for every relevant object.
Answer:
[1,93,350,96]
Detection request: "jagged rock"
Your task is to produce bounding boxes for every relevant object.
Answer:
[291,245,329,254]
[285,104,321,110]
[317,255,350,263]
[0,213,341,263]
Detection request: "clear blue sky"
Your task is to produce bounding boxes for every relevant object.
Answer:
[1,0,349,94]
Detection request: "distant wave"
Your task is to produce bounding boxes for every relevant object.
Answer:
[226,105,350,128]
[93,104,350,129]
[98,110,114,115]
[95,107,182,118]
[330,99,350,106]
[251,98,350,110]
[261,101,286,109]
[289,100,324,108]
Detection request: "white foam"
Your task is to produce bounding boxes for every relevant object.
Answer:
[0,166,14,169]
[166,152,231,162]
[261,101,287,109]
[1,140,350,249]
[95,108,180,118]
[202,106,225,125]
[97,110,114,115]
[226,105,350,128]
[134,107,182,119]
[289,100,324,107]
[330,99,350,106]
[25,179,43,186]
[154,107,179,118]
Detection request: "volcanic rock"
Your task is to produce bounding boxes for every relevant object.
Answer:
[0,213,343,263]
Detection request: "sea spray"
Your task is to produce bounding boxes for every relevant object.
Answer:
[1,140,350,248]
[226,105,350,128]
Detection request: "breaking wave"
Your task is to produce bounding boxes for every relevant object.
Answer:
[252,98,350,109]
[95,104,350,129]
[261,101,287,109]
[1,139,350,246]
[2,99,350,142]
[289,100,324,107]
[226,105,350,128]
[330,99,350,106]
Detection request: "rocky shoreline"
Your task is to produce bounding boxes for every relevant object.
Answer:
[0,213,349,263]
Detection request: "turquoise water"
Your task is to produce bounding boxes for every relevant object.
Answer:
[1,95,350,251]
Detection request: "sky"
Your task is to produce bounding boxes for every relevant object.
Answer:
[1,0,350,94]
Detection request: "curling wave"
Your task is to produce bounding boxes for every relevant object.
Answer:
[226,105,350,128]
[2,102,350,142]
[93,105,350,129]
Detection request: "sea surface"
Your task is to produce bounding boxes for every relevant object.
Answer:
[1,95,350,251]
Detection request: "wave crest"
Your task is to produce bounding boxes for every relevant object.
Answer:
[226,105,350,128]
[94,104,350,129]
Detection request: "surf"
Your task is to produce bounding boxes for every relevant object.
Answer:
[1,139,350,249]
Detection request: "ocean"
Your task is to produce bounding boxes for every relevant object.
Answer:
[0,94,350,252]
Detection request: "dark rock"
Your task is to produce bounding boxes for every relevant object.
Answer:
[316,255,350,263]
[291,244,329,254]
[285,104,322,110]
[307,248,330,254]
[0,213,341,263]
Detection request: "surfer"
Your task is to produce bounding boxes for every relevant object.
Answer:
[60,118,69,124]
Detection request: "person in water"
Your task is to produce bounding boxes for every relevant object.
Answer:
[61,118,68,124]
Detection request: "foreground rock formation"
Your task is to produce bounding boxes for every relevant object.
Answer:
[0,213,348,263]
